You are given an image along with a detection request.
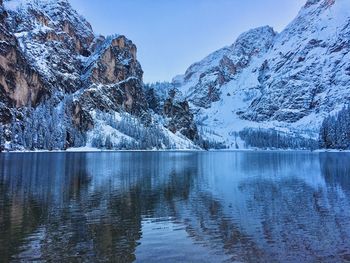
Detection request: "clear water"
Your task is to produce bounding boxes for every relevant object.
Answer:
[1,151,350,262]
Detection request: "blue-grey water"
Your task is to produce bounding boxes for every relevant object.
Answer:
[1,151,350,262]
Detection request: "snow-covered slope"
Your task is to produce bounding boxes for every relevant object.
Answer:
[174,0,350,148]
[174,26,276,109]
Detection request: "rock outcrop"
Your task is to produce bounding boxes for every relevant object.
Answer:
[79,35,147,117]
[145,83,200,142]
[163,89,198,141]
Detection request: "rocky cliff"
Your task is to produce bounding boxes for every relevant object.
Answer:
[0,0,198,151]
[0,1,46,116]
[145,83,199,142]
[173,0,350,148]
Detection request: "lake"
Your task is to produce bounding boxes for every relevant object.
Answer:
[1,151,350,262]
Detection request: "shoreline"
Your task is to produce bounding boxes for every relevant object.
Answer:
[1,148,349,154]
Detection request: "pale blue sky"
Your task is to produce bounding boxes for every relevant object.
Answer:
[69,0,306,83]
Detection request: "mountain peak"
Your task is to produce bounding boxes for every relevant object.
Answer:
[233,26,275,43]
[230,26,276,57]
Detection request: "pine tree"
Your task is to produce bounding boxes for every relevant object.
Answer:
[319,105,350,150]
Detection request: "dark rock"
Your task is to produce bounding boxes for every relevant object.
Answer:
[71,102,94,132]
[163,89,199,141]
[0,107,12,124]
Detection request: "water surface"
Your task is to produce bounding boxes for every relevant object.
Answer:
[1,151,350,262]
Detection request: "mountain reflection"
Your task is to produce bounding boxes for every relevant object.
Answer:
[0,151,350,262]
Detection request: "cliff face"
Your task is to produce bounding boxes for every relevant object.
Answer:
[242,0,350,124]
[5,0,95,94]
[173,0,350,148]
[78,35,148,118]
[0,2,46,113]
[144,82,201,145]
[0,0,197,151]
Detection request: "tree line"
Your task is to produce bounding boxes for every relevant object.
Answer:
[240,128,318,150]
[319,105,350,150]
[2,102,350,151]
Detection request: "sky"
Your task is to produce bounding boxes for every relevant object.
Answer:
[69,0,306,83]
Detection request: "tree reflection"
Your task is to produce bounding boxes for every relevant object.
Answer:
[0,152,199,262]
[233,152,350,262]
[319,153,350,191]
[1,152,350,262]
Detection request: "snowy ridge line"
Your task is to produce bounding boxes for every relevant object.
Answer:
[169,0,350,150]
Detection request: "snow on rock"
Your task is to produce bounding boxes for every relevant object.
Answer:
[2,0,349,151]
[173,26,276,109]
[173,0,350,148]
[0,0,200,151]
[3,0,95,92]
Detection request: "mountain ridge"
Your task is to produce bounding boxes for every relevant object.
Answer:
[169,0,350,149]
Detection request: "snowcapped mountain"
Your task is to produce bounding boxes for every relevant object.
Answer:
[0,0,199,151]
[173,0,350,148]
[1,0,349,151]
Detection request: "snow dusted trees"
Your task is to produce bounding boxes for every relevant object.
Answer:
[240,128,318,150]
[4,97,87,151]
[0,124,4,152]
[92,111,228,150]
[319,106,350,150]
[92,111,172,150]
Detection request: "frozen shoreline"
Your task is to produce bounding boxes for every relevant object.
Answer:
[1,147,203,154]
[2,147,350,154]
